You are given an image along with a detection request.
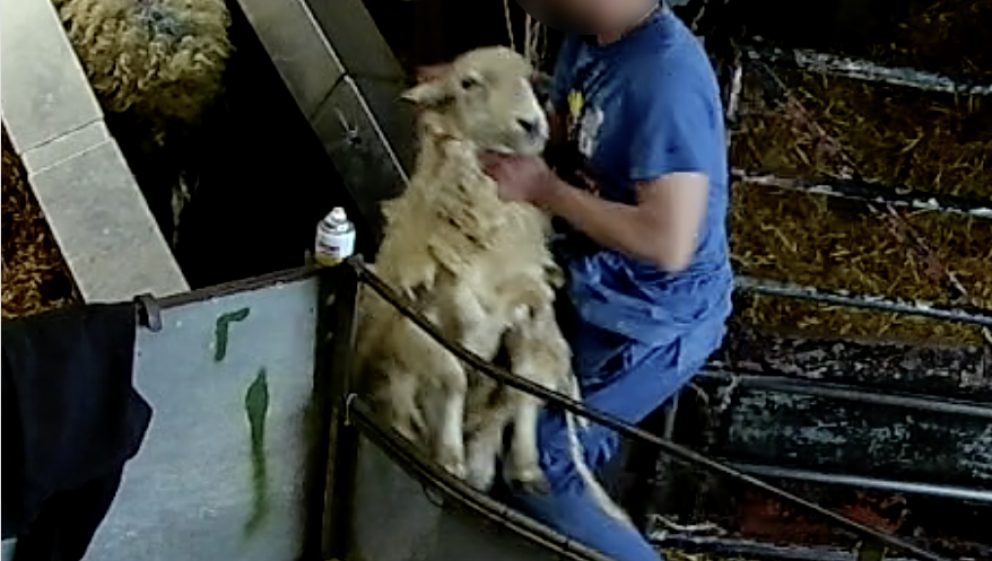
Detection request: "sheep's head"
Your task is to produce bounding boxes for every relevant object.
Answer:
[402,47,549,156]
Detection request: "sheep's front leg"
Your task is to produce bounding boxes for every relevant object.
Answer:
[464,411,507,491]
[502,305,571,494]
[464,380,516,491]
[504,390,550,494]
[433,360,469,479]
[386,371,427,444]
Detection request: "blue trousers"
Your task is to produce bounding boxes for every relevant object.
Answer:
[494,308,727,561]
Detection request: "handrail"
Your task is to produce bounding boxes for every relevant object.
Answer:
[346,256,951,561]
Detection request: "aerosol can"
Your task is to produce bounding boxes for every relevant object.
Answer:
[314,207,356,267]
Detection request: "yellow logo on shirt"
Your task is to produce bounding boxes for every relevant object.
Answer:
[567,89,584,122]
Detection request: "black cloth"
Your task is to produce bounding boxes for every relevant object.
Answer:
[2,303,152,561]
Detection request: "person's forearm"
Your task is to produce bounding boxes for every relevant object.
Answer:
[540,177,687,271]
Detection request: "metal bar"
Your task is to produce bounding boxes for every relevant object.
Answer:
[234,0,411,243]
[348,398,614,561]
[654,535,918,561]
[745,46,992,96]
[322,264,362,559]
[155,266,319,309]
[728,463,992,505]
[734,276,992,327]
[698,368,992,420]
[348,257,950,561]
[733,170,992,221]
[302,267,339,559]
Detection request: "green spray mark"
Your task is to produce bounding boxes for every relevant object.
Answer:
[857,541,887,561]
[244,368,270,536]
[214,307,250,362]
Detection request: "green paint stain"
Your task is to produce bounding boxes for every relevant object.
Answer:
[857,541,887,561]
[244,368,270,536]
[214,307,250,362]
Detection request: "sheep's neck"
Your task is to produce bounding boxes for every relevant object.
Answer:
[405,129,509,275]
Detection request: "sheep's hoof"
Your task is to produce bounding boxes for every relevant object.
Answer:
[505,466,550,495]
[393,420,420,444]
[465,455,496,491]
[437,448,468,480]
[439,457,468,480]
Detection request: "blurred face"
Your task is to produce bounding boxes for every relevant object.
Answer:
[516,0,640,34]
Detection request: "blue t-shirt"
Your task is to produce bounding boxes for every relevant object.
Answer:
[550,7,732,346]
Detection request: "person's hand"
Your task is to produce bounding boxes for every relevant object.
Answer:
[479,152,561,206]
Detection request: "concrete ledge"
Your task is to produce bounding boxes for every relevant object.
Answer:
[29,140,188,301]
[0,0,188,300]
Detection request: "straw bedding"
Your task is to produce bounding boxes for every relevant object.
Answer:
[1,126,80,319]
[730,5,991,346]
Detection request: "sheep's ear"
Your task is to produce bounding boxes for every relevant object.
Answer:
[401,81,452,108]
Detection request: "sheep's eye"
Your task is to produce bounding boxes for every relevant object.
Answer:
[460,76,480,90]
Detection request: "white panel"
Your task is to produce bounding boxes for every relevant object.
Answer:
[85,277,319,560]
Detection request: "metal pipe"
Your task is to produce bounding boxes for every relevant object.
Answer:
[698,369,992,419]
[745,46,992,96]
[728,463,992,505]
[734,276,992,327]
[733,170,992,221]
[348,257,951,561]
[322,264,362,559]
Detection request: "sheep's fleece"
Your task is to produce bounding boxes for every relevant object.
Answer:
[355,46,630,526]
[53,0,231,130]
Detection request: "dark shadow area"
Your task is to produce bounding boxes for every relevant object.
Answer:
[108,0,372,289]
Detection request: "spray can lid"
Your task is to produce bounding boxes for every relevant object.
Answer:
[324,206,349,226]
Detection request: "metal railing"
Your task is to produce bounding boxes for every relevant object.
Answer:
[329,256,953,561]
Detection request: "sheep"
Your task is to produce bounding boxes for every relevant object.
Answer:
[53,0,232,136]
[355,46,631,525]
[51,0,233,247]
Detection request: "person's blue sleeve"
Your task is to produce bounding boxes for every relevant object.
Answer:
[624,60,719,182]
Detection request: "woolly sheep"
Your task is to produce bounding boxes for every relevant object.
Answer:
[53,0,232,135]
[356,46,630,525]
[52,0,232,247]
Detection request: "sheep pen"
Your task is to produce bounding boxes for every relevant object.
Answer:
[355,46,630,525]
[727,0,992,347]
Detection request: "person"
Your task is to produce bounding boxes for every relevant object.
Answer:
[480,1,733,560]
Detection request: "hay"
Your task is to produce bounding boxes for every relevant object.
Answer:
[1,126,80,318]
[730,186,992,307]
[730,53,991,345]
[867,0,992,82]
[733,69,992,200]
[738,296,985,346]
